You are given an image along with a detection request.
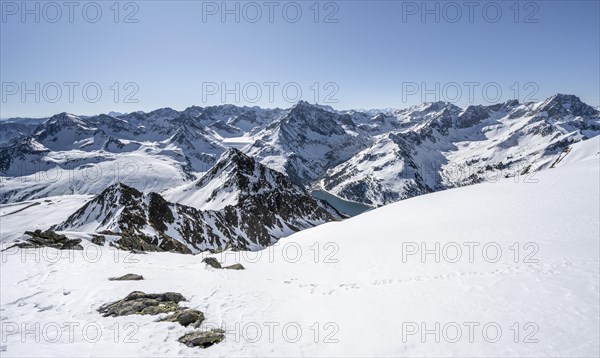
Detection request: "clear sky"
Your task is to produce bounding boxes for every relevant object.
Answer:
[1,0,599,117]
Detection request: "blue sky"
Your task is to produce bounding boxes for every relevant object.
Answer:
[1,0,599,117]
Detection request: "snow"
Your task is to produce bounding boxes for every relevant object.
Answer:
[221,136,255,149]
[162,173,239,211]
[323,100,599,206]
[1,148,598,356]
[553,135,599,167]
[0,150,193,204]
[0,195,91,242]
[3,97,598,210]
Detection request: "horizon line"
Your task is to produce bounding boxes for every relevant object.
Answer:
[1,93,596,121]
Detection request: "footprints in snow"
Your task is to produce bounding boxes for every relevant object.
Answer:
[281,263,569,295]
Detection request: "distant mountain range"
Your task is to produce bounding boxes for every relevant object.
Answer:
[1,94,599,251]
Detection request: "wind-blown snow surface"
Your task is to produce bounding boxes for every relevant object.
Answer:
[0,138,598,357]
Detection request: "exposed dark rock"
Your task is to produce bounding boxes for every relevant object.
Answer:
[158,309,205,328]
[98,291,185,317]
[113,231,164,253]
[108,274,144,281]
[178,329,225,348]
[457,105,491,129]
[202,257,222,269]
[202,257,244,270]
[91,234,106,246]
[8,230,83,250]
[223,263,245,270]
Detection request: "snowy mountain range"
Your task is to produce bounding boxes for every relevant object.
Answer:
[1,94,599,250]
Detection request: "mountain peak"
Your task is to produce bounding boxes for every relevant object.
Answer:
[538,94,598,117]
[211,148,257,175]
[287,100,314,114]
[505,98,520,107]
[104,181,136,191]
[424,101,455,112]
[197,148,264,192]
[147,107,180,119]
[47,112,84,124]
[98,182,143,200]
[550,93,579,101]
[280,100,347,138]
[289,100,337,114]
[292,100,311,108]
[220,147,248,161]
[54,112,77,118]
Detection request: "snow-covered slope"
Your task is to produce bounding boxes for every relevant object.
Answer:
[0,142,194,204]
[0,194,91,242]
[552,132,600,167]
[1,139,597,356]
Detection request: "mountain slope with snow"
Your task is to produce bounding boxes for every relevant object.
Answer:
[1,95,598,211]
[164,148,340,214]
[321,95,600,206]
[51,150,343,252]
[51,183,240,253]
[245,100,372,184]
